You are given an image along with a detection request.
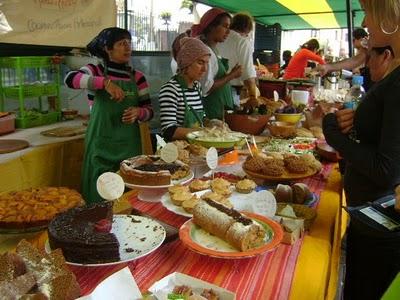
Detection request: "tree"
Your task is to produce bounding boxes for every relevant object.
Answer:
[180,0,194,14]
[159,12,172,25]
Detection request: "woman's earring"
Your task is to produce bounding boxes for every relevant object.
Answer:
[380,22,399,35]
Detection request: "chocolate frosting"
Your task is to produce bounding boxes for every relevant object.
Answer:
[204,199,252,225]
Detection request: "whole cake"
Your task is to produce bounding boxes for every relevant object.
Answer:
[48,202,120,264]
[120,155,190,186]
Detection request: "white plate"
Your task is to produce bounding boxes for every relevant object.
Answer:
[124,170,194,189]
[161,188,276,218]
[45,215,166,266]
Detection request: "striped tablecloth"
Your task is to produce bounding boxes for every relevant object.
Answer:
[69,163,334,300]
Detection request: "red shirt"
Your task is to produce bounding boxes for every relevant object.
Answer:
[283,48,325,79]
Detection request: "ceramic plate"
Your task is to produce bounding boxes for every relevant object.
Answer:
[45,215,166,266]
[179,212,283,259]
[161,189,276,218]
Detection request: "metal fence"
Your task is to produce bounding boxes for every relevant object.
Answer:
[117,10,180,51]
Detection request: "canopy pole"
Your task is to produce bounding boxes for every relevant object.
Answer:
[124,0,128,29]
[346,0,354,56]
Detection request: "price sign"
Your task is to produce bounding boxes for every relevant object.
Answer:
[97,172,125,201]
[206,147,218,170]
[160,143,178,163]
[251,190,277,218]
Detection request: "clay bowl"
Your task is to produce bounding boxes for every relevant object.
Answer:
[225,113,270,135]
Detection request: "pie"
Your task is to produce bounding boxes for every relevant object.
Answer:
[0,187,84,229]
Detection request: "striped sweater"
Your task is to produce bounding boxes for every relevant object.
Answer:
[64,61,152,121]
[159,77,203,141]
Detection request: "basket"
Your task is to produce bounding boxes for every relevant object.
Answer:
[16,111,60,128]
[276,203,317,230]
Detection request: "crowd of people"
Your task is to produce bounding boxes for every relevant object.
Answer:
[63,1,400,298]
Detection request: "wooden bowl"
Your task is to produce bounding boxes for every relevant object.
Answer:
[267,121,296,138]
[316,142,339,162]
[225,113,270,135]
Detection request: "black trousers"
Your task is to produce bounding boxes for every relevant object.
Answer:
[344,219,400,300]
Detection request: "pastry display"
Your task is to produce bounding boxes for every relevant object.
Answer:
[235,179,256,194]
[0,239,80,299]
[48,202,120,264]
[0,187,84,230]
[189,179,210,192]
[182,196,200,214]
[168,184,190,195]
[170,191,193,206]
[192,199,266,251]
[120,155,190,186]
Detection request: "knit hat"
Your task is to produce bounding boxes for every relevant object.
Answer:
[176,37,211,70]
[191,8,227,37]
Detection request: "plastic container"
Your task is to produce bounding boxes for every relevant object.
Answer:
[344,75,365,110]
[0,114,16,135]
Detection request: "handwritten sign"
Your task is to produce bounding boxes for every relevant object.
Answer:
[251,190,277,218]
[96,172,125,201]
[0,0,116,47]
[160,143,178,163]
[206,147,218,170]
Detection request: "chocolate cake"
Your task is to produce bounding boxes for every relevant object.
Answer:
[48,202,120,264]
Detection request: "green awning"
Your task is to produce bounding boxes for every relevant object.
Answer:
[196,0,364,30]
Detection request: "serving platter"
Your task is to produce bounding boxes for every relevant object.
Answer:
[179,212,283,259]
[45,215,166,267]
[187,131,246,148]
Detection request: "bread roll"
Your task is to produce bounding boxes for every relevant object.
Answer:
[192,200,265,251]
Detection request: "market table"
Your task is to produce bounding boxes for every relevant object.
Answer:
[10,161,345,300]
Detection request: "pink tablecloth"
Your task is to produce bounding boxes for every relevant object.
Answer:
[70,164,333,300]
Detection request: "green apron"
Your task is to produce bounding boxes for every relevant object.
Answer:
[174,75,204,128]
[82,67,141,204]
[203,56,234,120]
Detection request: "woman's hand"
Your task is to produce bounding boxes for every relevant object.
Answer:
[335,108,355,134]
[105,80,125,102]
[316,64,331,76]
[122,107,140,124]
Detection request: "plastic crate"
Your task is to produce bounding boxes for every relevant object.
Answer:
[0,56,52,68]
[3,84,57,98]
[15,111,61,128]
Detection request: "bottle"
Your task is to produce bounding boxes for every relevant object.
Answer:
[343,75,365,110]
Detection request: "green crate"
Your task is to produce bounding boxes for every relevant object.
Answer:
[15,111,61,128]
[0,56,52,68]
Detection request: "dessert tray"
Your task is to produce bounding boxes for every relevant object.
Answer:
[161,188,277,218]
[243,166,318,182]
[46,215,166,266]
[179,212,283,259]
[123,170,194,202]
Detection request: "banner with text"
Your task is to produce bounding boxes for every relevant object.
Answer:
[0,0,116,47]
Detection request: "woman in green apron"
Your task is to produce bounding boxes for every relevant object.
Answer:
[159,37,210,141]
[65,28,153,203]
[191,8,243,120]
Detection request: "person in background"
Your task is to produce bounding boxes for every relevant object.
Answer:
[316,28,371,89]
[64,27,153,203]
[279,50,292,76]
[170,29,191,75]
[191,8,242,120]
[283,39,325,79]
[323,0,400,298]
[216,12,257,108]
[159,38,211,141]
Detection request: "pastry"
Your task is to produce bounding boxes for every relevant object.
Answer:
[170,191,193,206]
[0,187,84,229]
[263,158,285,176]
[182,196,199,214]
[178,149,190,164]
[275,184,293,202]
[168,184,190,195]
[201,192,232,208]
[120,155,190,186]
[301,153,322,172]
[292,183,312,204]
[192,199,266,251]
[235,179,256,194]
[188,144,208,157]
[284,155,308,174]
[189,179,210,192]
